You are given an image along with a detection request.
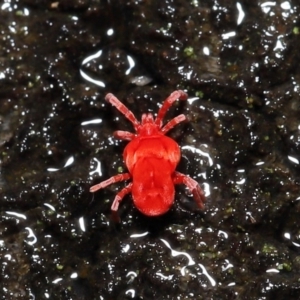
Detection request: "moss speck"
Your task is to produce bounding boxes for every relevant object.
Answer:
[293,27,299,34]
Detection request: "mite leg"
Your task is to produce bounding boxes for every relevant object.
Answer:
[161,114,186,134]
[110,182,133,223]
[111,182,133,212]
[105,93,140,131]
[90,173,131,192]
[113,130,136,141]
[173,171,205,209]
[155,90,188,127]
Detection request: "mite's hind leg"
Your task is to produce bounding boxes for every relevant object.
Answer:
[173,171,205,209]
[111,183,133,222]
[90,173,131,193]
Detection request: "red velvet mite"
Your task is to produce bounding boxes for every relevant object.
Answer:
[90,90,205,217]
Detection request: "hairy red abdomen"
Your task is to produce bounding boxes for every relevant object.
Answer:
[124,135,180,216]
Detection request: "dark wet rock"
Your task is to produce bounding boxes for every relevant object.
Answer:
[1,1,300,299]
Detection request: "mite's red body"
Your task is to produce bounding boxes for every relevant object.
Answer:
[90,90,205,217]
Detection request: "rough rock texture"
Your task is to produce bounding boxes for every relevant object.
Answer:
[1,1,300,299]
